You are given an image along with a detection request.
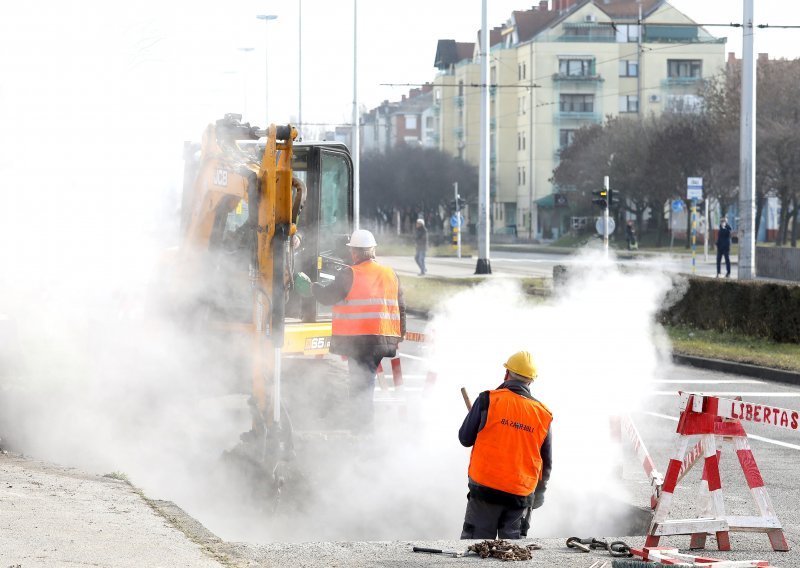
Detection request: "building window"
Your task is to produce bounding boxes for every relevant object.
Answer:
[522,167,526,186]
[517,167,527,186]
[616,24,640,43]
[518,62,527,80]
[619,60,638,77]
[518,96,527,115]
[425,116,434,129]
[458,80,464,96]
[559,129,576,148]
[619,95,639,113]
[559,94,594,113]
[405,115,417,129]
[668,59,702,78]
[666,94,703,114]
[559,58,594,77]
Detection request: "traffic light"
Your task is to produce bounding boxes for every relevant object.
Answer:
[592,189,607,209]
[607,188,614,208]
[450,196,465,212]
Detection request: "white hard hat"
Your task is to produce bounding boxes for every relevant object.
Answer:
[347,229,377,248]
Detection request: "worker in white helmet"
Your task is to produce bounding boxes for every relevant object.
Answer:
[459,351,553,540]
[294,229,405,431]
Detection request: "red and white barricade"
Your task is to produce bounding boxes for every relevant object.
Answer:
[612,414,664,509]
[645,392,790,552]
[630,546,773,567]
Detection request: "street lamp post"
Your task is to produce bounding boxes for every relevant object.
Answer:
[298,0,303,133]
[256,14,278,123]
[236,47,255,119]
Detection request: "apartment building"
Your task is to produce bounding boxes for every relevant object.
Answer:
[431,0,725,239]
[361,85,436,153]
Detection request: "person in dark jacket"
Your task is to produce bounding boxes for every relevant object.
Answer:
[295,229,405,431]
[459,351,553,540]
[625,220,637,250]
[414,218,428,275]
[716,215,732,278]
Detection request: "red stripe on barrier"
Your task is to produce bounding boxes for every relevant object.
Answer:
[642,456,656,478]
[737,449,765,489]
[391,357,403,388]
[705,454,722,492]
[662,459,682,494]
[425,371,437,387]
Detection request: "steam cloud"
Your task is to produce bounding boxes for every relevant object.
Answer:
[1,3,681,544]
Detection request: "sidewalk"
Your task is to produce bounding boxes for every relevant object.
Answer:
[0,452,226,568]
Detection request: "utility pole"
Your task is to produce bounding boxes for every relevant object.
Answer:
[738,0,756,279]
[298,0,302,133]
[528,41,534,241]
[603,176,610,257]
[475,0,491,274]
[256,15,278,120]
[454,182,462,259]
[352,0,360,229]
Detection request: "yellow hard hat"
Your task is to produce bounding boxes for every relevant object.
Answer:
[504,351,537,380]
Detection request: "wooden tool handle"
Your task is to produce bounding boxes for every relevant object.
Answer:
[461,387,472,410]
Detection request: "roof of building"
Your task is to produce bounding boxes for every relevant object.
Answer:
[512,7,561,42]
[593,0,663,19]
[434,39,476,70]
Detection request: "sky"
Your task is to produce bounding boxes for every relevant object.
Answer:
[1,0,796,143]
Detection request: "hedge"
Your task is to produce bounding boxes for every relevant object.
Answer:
[660,277,800,344]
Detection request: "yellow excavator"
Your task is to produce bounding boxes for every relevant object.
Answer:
[177,114,354,503]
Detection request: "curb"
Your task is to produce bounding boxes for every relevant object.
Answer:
[672,354,800,387]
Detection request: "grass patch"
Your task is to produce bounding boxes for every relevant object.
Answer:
[103,471,130,482]
[667,324,800,372]
[405,276,798,373]
[402,275,548,313]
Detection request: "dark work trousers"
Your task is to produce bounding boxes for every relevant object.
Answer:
[347,354,383,431]
[461,495,527,540]
[414,249,427,275]
[716,246,731,276]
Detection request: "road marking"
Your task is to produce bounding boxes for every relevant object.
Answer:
[653,379,764,385]
[649,391,800,397]
[643,411,800,451]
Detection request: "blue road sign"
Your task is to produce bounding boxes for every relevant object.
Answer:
[672,200,684,212]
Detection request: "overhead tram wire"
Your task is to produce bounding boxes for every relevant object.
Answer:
[380,36,733,115]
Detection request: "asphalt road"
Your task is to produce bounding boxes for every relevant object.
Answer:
[384,249,736,280]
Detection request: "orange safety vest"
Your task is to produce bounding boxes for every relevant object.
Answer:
[468,389,553,496]
[332,260,401,337]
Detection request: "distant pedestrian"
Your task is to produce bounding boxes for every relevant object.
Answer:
[414,218,428,276]
[459,351,553,540]
[716,215,732,278]
[625,220,637,251]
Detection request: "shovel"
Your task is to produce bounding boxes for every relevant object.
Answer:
[413,546,469,558]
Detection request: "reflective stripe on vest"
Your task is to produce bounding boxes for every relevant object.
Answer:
[332,261,401,337]
[468,389,552,497]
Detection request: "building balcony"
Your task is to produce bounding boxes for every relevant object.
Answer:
[454,95,464,109]
[490,117,496,130]
[557,110,600,122]
[453,126,464,139]
[552,73,603,82]
[662,76,704,88]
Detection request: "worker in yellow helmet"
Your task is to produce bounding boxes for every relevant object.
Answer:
[458,351,553,540]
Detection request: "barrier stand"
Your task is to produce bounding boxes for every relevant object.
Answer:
[645,392,790,552]
[630,546,772,567]
[619,415,664,509]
